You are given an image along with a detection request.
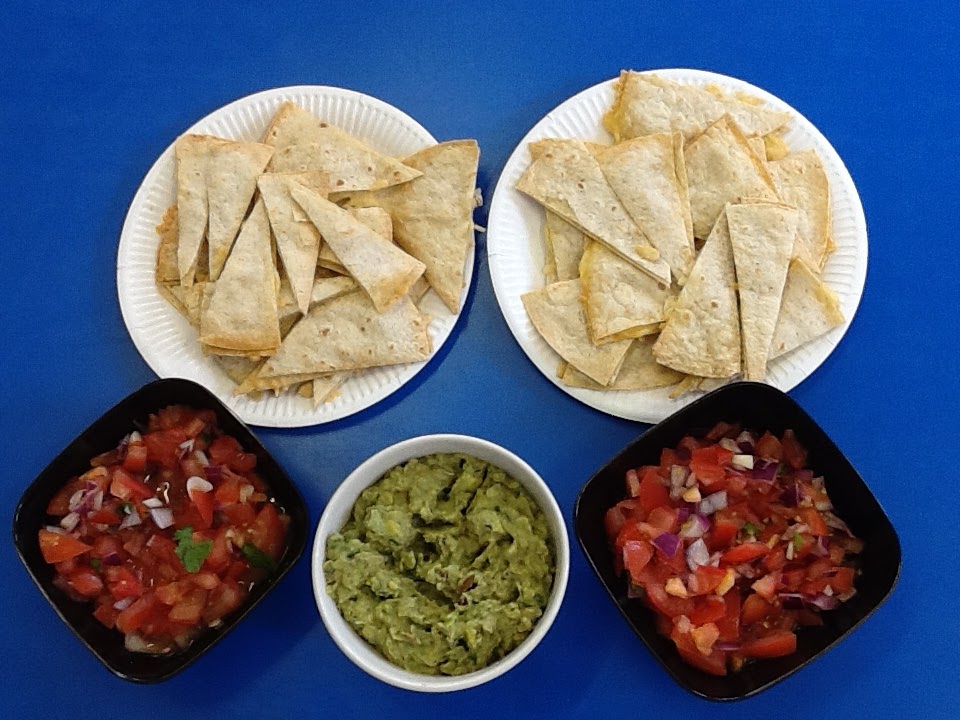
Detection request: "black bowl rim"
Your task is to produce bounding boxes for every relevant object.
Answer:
[12,377,309,683]
[573,381,902,701]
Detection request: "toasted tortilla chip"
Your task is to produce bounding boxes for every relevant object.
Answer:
[763,132,790,162]
[545,211,586,281]
[653,209,740,377]
[580,241,669,344]
[312,372,349,407]
[277,275,359,335]
[155,204,180,284]
[258,172,328,315]
[684,116,780,239]
[409,276,431,304]
[594,133,695,285]
[198,200,281,353]
[204,138,274,281]
[175,135,213,286]
[542,218,558,283]
[770,258,845,359]
[521,280,632,386]
[746,135,768,164]
[559,337,684,390]
[604,71,791,142]
[234,368,330,395]
[258,291,430,377]
[769,150,831,272]
[290,184,425,312]
[158,281,206,328]
[727,202,798,380]
[515,140,671,285]
[316,207,394,273]
[335,141,479,313]
[216,355,261,385]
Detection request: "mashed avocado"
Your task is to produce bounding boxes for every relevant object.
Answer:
[324,453,555,675]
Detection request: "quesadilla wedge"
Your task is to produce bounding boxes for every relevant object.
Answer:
[580,241,669,344]
[653,209,741,378]
[769,149,832,271]
[545,211,586,281]
[290,183,425,312]
[521,279,632,386]
[258,172,327,315]
[175,134,213,286]
[204,138,275,281]
[258,291,431,377]
[198,200,281,354]
[727,201,798,380]
[770,258,845,360]
[515,139,671,285]
[604,71,791,142]
[684,115,780,239]
[593,132,695,284]
[334,140,480,313]
[559,337,683,390]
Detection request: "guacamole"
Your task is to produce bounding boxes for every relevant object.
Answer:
[324,453,555,675]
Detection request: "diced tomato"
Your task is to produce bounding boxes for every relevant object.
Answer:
[781,430,807,470]
[688,565,727,595]
[780,569,806,592]
[90,448,123,467]
[248,504,285,561]
[220,501,257,527]
[155,582,185,606]
[707,517,741,551]
[717,590,741,641]
[646,580,695,618]
[105,567,143,600]
[605,506,627,545]
[190,572,221,591]
[637,469,670,514]
[805,558,834,580]
[188,488,215,529]
[204,528,233,573]
[755,432,783,461]
[183,416,207,439]
[93,601,119,629]
[763,545,787,572]
[169,589,208,624]
[751,571,781,601]
[92,535,124,560]
[109,468,154,502]
[623,541,654,584]
[214,476,242,505]
[672,628,727,675]
[46,479,84,516]
[180,454,207,480]
[741,593,774,625]
[831,567,856,594]
[202,580,245,625]
[741,630,797,658]
[800,578,831,596]
[720,542,769,565]
[87,508,123,525]
[690,595,727,625]
[625,469,641,498]
[690,447,727,487]
[797,609,824,627]
[677,435,703,456]
[660,448,682,471]
[800,507,829,536]
[705,421,740,442]
[208,436,256,473]
[38,530,92,564]
[146,533,179,566]
[143,428,188,468]
[122,443,148,472]
[646,506,678,535]
[68,569,104,597]
[116,595,158,634]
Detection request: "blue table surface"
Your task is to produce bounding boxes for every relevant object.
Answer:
[2,1,957,717]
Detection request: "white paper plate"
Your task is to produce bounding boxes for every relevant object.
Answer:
[117,85,474,428]
[487,69,867,424]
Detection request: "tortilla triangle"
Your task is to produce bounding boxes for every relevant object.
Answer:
[175,135,213,286]
[653,209,741,377]
[770,258,845,360]
[559,337,683,390]
[727,202,797,380]
[198,200,280,353]
[769,150,832,271]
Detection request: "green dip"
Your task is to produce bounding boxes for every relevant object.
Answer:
[324,453,555,675]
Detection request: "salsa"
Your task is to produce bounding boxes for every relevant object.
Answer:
[605,422,863,675]
[39,405,289,654]
[324,453,555,675]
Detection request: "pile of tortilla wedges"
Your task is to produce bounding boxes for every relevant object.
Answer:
[154,101,480,404]
[517,71,845,396]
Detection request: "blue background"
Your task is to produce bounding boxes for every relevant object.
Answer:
[2,1,956,717]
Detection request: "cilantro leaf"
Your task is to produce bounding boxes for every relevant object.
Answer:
[90,558,101,570]
[743,522,761,538]
[242,543,277,571]
[174,525,212,573]
[792,534,805,551]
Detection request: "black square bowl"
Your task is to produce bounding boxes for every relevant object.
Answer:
[12,378,309,683]
[573,382,901,701]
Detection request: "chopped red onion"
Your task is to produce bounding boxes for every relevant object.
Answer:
[686,538,710,570]
[193,450,210,467]
[780,483,802,507]
[177,439,195,460]
[736,431,756,453]
[719,438,740,453]
[809,593,840,611]
[102,552,123,566]
[814,536,830,556]
[752,460,778,482]
[67,489,86,512]
[779,593,806,609]
[142,497,163,509]
[714,641,741,652]
[627,584,644,600]
[653,532,681,558]
[44,525,67,535]
[204,465,223,483]
[698,491,728,515]
[823,511,854,537]
[680,513,710,539]
[91,490,104,512]
[59,512,81,532]
[186,476,213,494]
[119,511,142,529]
[736,563,757,579]
[731,454,754,470]
[150,507,174,529]
[708,552,722,568]
[113,597,134,611]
